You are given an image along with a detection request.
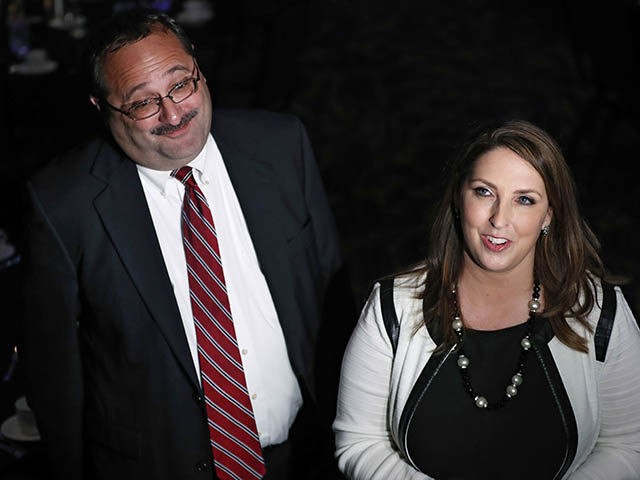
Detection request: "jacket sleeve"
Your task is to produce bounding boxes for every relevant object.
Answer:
[20,182,84,480]
[333,283,431,480]
[569,288,640,479]
[297,117,343,280]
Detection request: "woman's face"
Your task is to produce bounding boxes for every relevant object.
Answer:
[459,147,552,277]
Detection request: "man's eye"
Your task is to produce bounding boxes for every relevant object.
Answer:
[172,81,189,91]
[130,98,155,110]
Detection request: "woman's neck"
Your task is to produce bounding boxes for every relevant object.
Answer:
[456,268,538,330]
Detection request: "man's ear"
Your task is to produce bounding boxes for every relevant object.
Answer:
[89,95,101,111]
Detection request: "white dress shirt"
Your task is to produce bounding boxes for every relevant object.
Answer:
[137,134,303,447]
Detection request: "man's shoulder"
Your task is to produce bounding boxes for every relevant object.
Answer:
[28,135,119,195]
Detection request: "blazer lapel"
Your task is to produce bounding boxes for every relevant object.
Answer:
[90,143,201,389]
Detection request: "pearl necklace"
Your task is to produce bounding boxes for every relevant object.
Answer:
[451,281,541,409]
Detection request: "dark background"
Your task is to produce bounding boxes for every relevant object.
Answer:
[1,0,639,477]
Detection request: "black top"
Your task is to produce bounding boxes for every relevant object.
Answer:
[406,320,566,479]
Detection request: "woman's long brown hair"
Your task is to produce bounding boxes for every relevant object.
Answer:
[412,119,611,352]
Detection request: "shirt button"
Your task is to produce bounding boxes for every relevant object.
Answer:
[251,393,257,400]
[160,190,167,197]
[202,177,210,185]
[241,349,248,355]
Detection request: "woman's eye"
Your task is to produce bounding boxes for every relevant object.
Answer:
[518,196,535,205]
[474,187,491,197]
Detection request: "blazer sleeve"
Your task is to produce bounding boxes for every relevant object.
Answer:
[295,116,357,412]
[333,283,431,480]
[20,182,84,480]
[568,288,640,479]
[297,117,343,278]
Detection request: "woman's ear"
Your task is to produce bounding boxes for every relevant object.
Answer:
[544,206,553,228]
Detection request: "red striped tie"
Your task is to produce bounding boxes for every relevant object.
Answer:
[172,166,266,480]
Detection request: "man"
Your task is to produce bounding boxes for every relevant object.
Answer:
[20,9,350,480]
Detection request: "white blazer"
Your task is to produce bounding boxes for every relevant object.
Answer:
[334,273,640,479]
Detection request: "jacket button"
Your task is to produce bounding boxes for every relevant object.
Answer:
[196,460,210,472]
[194,393,203,403]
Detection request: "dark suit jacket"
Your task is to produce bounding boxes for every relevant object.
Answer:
[20,109,346,480]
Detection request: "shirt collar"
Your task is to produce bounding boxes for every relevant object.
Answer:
[136,134,214,193]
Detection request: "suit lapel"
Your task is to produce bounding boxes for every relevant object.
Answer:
[213,126,288,282]
[213,125,300,369]
[90,143,201,389]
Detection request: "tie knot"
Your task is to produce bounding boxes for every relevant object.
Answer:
[171,166,197,189]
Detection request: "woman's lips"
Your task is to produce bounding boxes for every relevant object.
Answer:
[482,234,511,252]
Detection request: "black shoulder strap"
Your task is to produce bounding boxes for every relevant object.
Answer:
[594,281,617,362]
[379,278,400,355]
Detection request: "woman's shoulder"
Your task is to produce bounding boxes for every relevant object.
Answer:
[579,274,637,336]
[393,269,425,296]
[372,267,426,315]
[371,264,424,293]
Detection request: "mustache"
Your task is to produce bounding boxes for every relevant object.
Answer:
[151,110,198,135]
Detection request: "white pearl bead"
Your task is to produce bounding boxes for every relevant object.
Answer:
[457,355,469,369]
[521,337,532,350]
[475,396,488,408]
[528,299,540,312]
[452,318,463,331]
[506,385,518,397]
[512,373,523,386]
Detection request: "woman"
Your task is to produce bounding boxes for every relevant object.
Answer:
[333,119,640,479]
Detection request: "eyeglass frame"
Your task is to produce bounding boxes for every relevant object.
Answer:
[101,61,201,121]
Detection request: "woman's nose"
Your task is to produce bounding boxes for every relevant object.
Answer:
[489,199,510,228]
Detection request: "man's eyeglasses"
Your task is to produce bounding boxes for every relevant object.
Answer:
[103,62,200,121]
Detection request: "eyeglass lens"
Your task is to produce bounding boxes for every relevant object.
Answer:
[129,78,197,120]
